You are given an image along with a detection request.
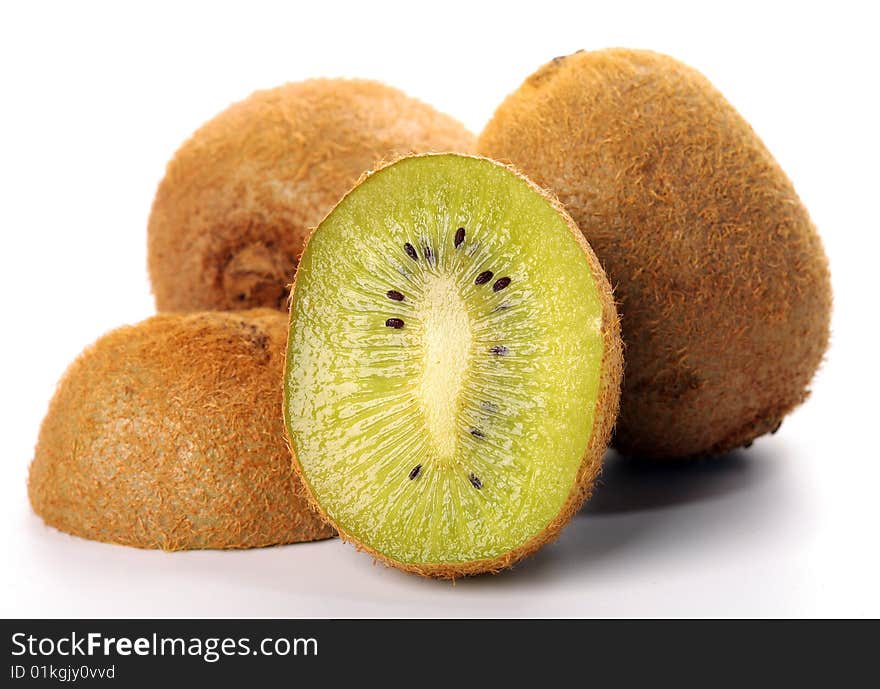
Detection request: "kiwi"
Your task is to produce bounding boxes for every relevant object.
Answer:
[148,78,476,313]
[477,48,832,459]
[28,310,335,550]
[283,153,622,577]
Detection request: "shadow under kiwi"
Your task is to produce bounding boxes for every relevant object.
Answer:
[458,444,781,588]
[583,448,765,515]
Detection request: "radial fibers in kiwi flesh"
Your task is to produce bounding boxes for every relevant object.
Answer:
[284,154,622,577]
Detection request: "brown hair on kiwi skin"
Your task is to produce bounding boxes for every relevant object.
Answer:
[478,48,832,460]
[285,154,623,578]
[148,78,476,313]
[28,309,335,550]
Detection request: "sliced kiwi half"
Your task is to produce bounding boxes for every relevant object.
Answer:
[284,154,622,577]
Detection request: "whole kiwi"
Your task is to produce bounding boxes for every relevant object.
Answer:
[148,79,475,312]
[28,310,335,549]
[478,48,832,459]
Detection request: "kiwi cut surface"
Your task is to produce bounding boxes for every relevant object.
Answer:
[478,48,832,459]
[148,78,475,313]
[29,310,335,550]
[284,154,622,577]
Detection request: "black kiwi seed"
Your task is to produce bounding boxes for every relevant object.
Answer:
[386,290,405,301]
[385,318,405,329]
[409,464,422,480]
[423,244,434,264]
[469,473,483,490]
[490,345,509,356]
[404,243,418,261]
[470,427,485,439]
[492,277,511,292]
[454,227,465,247]
[475,270,494,285]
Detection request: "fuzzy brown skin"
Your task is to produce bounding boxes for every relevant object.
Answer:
[28,310,335,550]
[478,49,832,459]
[285,154,623,578]
[148,79,476,313]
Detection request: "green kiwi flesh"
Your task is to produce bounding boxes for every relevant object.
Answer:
[284,154,622,577]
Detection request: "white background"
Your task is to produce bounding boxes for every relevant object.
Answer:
[1,1,878,617]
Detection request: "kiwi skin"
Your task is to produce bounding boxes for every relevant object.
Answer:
[285,154,623,578]
[28,310,335,550]
[148,78,476,313]
[478,49,832,460]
